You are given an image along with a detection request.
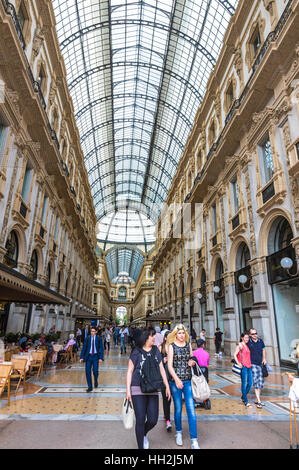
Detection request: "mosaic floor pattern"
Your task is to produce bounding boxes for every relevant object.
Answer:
[0,346,297,422]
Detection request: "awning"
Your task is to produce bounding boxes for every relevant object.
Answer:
[0,262,70,305]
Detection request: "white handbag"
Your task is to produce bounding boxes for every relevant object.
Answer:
[191,364,211,402]
[122,398,134,429]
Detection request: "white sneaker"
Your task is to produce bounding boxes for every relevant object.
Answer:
[191,438,200,449]
[175,431,183,446]
[143,435,149,449]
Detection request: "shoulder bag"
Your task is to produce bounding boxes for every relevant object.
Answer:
[122,398,134,429]
[232,349,242,376]
[191,363,210,402]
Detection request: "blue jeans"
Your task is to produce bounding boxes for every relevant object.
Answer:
[241,366,253,404]
[120,337,126,353]
[169,380,198,439]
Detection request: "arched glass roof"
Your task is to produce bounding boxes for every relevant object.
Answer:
[97,209,156,245]
[52,0,239,277]
[106,248,145,282]
[52,0,238,223]
[112,271,134,284]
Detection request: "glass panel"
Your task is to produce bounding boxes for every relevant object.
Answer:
[262,138,274,183]
[52,0,239,240]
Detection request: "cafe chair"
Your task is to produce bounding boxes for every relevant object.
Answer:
[59,345,72,364]
[40,349,48,374]
[10,357,27,393]
[29,350,44,378]
[0,364,12,405]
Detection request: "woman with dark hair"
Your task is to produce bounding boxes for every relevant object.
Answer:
[126,327,171,449]
[158,330,172,432]
[233,331,253,408]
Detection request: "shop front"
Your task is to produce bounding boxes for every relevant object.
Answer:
[267,244,299,366]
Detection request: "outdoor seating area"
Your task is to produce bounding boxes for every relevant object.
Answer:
[0,338,77,405]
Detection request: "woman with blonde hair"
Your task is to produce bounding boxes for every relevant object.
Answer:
[167,324,200,449]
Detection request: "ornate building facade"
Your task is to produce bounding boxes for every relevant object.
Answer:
[92,243,155,327]
[0,0,98,336]
[153,0,299,366]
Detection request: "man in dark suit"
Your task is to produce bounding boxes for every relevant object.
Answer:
[80,326,104,392]
[82,324,90,344]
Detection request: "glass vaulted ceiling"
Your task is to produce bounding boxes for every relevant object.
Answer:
[52,0,239,278]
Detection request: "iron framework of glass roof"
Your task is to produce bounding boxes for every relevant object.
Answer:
[52,0,239,278]
[106,248,145,282]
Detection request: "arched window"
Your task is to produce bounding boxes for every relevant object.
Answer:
[215,259,224,281]
[236,243,251,271]
[29,250,38,280]
[201,269,206,287]
[4,231,19,268]
[268,217,293,255]
[118,286,127,299]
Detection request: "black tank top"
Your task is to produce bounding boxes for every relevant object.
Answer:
[171,343,192,382]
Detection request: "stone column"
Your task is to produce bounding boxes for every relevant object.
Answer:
[223,272,239,357]
[205,281,216,350]
[249,257,278,365]
[192,296,201,336]
[184,300,190,331]
[176,299,182,323]
[44,305,50,333]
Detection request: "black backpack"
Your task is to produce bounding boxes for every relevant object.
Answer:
[138,346,164,393]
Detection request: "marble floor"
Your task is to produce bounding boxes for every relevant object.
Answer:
[0,345,297,421]
[0,345,298,449]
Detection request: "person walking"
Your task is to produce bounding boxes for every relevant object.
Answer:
[167,324,200,449]
[233,332,253,408]
[120,325,129,354]
[82,324,90,344]
[76,327,82,348]
[214,327,225,356]
[191,327,197,342]
[154,326,163,347]
[248,328,267,409]
[158,331,172,433]
[193,339,210,383]
[199,329,206,342]
[104,327,112,355]
[126,327,170,449]
[80,326,104,392]
[114,325,120,346]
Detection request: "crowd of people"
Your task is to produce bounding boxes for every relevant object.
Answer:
[29,321,294,450]
[123,323,276,450]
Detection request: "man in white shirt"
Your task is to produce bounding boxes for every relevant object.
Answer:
[120,326,129,354]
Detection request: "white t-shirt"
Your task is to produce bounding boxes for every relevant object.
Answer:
[121,327,129,338]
